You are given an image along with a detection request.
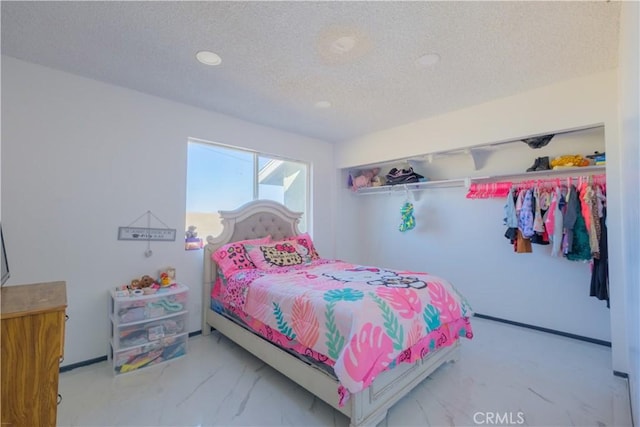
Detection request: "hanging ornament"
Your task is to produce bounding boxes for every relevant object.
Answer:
[399,202,416,232]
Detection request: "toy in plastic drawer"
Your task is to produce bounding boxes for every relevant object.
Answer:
[116,315,187,349]
[113,334,187,374]
[112,284,188,324]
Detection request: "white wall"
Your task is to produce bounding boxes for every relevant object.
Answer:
[0,56,336,366]
[619,1,640,423]
[336,70,629,373]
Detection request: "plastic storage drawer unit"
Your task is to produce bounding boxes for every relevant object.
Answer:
[109,284,189,375]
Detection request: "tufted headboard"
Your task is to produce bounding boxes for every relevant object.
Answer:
[202,200,302,324]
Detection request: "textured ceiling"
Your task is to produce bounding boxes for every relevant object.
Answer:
[1,1,620,143]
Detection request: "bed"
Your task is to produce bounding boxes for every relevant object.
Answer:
[202,200,473,426]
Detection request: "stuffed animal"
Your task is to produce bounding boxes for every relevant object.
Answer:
[185,225,198,239]
[139,275,155,288]
[130,275,155,290]
[371,175,386,187]
[351,168,381,191]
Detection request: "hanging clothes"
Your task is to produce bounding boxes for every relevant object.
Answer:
[565,185,592,262]
[518,189,535,238]
[503,188,518,242]
[515,229,532,253]
[590,208,609,307]
[581,183,600,258]
[533,187,545,233]
[562,186,579,254]
[503,188,518,228]
[545,187,565,257]
[530,188,549,245]
[488,175,607,305]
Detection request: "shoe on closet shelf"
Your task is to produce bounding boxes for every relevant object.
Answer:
[526,158,541,172]
[385,167,425,185]
[535,156,550,171]
[386,167,412,179]
[526,156,551,172]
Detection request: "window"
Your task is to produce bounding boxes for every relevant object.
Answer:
[186,139,309,243]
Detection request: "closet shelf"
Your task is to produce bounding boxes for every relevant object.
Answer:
[353,165,606,195]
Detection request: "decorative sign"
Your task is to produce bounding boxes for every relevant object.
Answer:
[118,227,176,242]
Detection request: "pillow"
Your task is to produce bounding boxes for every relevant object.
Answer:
[281,233,320,260]
[212,236,271,278]
[244,241,309,269]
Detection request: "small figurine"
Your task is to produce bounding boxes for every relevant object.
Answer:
[159,272,171,287]
[185,225,198,239]
[158,267,176,287]
[185,226,203,250]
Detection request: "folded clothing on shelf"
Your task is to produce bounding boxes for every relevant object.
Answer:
[586,151,606,162]
[550,154,590,169]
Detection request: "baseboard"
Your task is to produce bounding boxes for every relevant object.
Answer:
[60,330,203,373]
[60,355,108,373]
[473,313,612,347]
[63,325,628,379]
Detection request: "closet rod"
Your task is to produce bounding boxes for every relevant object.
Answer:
[354,166,605,195]
[471,165,606,183]
[355,178,467,195]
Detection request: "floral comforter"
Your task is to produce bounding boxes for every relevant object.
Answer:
[213,259,473,397]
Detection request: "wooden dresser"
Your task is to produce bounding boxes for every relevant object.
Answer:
[1,281,67,427]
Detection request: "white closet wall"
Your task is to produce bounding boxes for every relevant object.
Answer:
[339,128,611,341]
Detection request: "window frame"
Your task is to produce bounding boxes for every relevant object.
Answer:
[186,137,311,233]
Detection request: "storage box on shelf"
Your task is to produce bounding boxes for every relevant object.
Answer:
[109,283,188,375]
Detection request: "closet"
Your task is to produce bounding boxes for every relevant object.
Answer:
[341,126,612,343]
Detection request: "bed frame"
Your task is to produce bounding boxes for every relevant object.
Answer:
[202,200,460,426]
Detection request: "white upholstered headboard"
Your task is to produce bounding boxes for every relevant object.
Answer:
[202,200,302,329]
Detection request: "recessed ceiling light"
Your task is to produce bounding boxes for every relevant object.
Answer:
[330,36,357,55]
[314,101,332,109]
[415,53,440,68]
[196,50,222,66]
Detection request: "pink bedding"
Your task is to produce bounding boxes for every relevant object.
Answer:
[212,259,473,400]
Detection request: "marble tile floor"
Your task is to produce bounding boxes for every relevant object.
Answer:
[58,317,632,427]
